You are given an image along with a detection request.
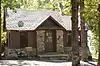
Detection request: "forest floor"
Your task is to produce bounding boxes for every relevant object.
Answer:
[0,60,97,66]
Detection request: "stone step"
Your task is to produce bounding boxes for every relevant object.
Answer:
[42,60,67,62]
[38,54,69,60]
[38,54,68,57]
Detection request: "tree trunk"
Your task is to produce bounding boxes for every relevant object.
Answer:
[71,0,80,66]
[3,8,7,32]
[97,4,100,66]
[0,2,2,54]
[80,0,91,61]
[3,7,9,32]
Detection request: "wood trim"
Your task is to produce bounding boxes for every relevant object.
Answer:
[63,30,67,47]
[8,31,10,47]
[52,30,56,52]
[33,31,37,48]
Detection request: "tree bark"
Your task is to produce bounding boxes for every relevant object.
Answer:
[71,0,80,66]
[3,8,7,32]
[0,1,1,53]
[80,0,90,61]
[97,4,100,66]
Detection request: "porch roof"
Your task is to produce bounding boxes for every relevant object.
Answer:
[6,9,80,31]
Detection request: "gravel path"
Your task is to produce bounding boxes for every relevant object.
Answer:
[0,60,97,66]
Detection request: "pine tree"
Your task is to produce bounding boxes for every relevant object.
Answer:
[71,0,80,66]
[80,0,90,61]
[0,2,1,53]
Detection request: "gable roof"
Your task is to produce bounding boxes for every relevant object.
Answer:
[6,9,81,31]
[36,16,66,30]
[6,9,67,30]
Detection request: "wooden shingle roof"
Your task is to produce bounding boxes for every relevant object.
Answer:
[6,9,81,31]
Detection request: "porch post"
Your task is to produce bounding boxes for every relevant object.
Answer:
[37,30,45,54]
[56,30,64,53]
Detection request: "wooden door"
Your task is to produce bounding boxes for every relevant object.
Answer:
[45,30,56,52]
[20,31,28,48]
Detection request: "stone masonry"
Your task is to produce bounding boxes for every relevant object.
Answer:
[56,30,64,53]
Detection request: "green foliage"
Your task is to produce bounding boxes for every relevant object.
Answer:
[1,0,18,11]
[84,0,99,32]
[1,4,6,45]
[41,0,71,15]
[1,32,6,45]
[82,1,100,59]
[1,0,18,45]
[83,0,100,56]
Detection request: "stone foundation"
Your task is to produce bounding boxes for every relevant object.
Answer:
[37,30,45,54]
[4,47,90,61]
[4,47,36,59]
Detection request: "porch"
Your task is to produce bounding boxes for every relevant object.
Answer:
[5,29,73,60]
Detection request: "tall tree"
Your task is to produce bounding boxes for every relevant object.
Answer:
[71,0,80,66]
[80,0,90,61]
[3,8,8,32]
[0,0,1,53]
[97,4,100,66]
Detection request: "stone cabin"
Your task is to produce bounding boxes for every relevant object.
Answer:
[5,9,88,58]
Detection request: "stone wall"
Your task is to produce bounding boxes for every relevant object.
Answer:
[37,30,45,54]
[5,30,90,60]
[4,47,36,59]
[56,30,64,53]
[64,47,85,55]
[36,30,65,54]
[4,47,89,60]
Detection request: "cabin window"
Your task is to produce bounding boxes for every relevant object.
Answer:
[20,31,28,48]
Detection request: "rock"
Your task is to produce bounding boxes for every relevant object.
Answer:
[25,47,32,52]
[57,44,64,53]
[6,50,18,60]
[64,47,72,53]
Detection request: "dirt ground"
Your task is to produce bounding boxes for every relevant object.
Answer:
[0,60,97,66]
